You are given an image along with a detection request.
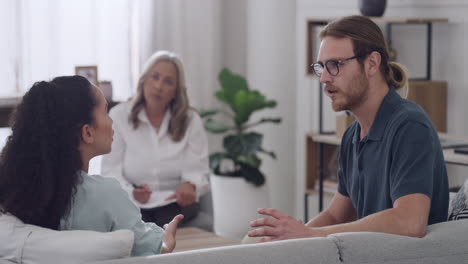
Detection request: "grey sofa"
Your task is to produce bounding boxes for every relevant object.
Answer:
[93,219,468,264]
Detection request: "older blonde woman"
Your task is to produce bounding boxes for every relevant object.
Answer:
[101,51,210,228]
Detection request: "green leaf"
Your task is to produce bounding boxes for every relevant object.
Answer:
[259,148,276,159]
[199,109,219,118]
[217,68,249,108]
[209,152,229,172]
[259,117,281,124]
[204,118,229,133]
[214,68,280,127]
[237,154,261,168]
[243,117,282,130]
[232,90,278,125]
[223,132,263,159]
[215,90,229,105]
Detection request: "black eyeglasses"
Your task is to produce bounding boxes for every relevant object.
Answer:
[311,55,360,77]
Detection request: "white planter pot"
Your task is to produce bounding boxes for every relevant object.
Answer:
[210,174,270,240]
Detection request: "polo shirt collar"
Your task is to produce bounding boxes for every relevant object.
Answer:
[367,87,402,141]
[352,87,401,143]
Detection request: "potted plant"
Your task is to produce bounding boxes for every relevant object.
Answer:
[200,68,281,239]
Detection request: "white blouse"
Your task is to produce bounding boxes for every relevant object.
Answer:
[101,101,210,209]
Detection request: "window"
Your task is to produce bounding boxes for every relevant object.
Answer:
[1,0,134,101]
[0,0,20,97]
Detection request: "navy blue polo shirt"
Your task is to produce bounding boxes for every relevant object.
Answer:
[337,88,449,225]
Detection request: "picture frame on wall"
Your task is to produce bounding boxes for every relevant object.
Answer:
[98,80,113,102]
[75,66,99,85]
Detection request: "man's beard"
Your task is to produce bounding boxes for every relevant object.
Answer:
[328,72,369,112]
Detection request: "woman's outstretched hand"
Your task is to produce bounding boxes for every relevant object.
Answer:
[161,214,184,253]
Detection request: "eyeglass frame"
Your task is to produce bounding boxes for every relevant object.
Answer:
[311,55,361,77]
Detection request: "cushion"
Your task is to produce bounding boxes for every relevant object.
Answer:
[0,214,134,264]
[448,179,468,220]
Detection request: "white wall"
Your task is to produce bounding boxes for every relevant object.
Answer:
[221,0,247,76]
[211,0,297,216]
[246,0,297,215]
[295,0,468,219]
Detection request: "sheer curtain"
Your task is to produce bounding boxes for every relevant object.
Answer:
[1,0,134,101]
[1,0,222,105]
[131,0,223,110]
[0,0,21,97]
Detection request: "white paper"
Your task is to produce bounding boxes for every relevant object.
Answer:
[131,190,177,209]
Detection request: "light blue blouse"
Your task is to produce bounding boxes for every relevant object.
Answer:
[60,171,164,256]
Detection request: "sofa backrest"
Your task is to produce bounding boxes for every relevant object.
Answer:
[328,219,468,264]
[0,214,134,264]
[94,219,468,264]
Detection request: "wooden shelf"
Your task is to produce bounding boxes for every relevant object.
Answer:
[0,97,21,127]
[0,97,21,108]
[305,130,468,195]
[305,132,342,191]
[0,98,122,128]
[306,132,341,146]
[305,179,337,195]
[305,130,468,221]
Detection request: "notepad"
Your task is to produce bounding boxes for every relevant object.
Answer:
[130,190,177,209]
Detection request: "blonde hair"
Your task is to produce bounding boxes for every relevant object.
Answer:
[129,50,190,142]
[388,62,409,98]
[320,15,408,92]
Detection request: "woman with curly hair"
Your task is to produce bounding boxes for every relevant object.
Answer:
[101,51,210,229]
[0,75,183,256]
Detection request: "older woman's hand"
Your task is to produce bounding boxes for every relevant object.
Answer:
[132,184,152,204]
[165,182,196,207]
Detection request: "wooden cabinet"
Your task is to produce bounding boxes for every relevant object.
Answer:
[407,80,447,132]
[305,133,339,191]
[0,98,21,127]
[0,98,121,127]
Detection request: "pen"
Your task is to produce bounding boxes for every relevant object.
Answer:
[132,183,143,189]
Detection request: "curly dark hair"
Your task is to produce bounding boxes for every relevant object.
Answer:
[0,75,97,230]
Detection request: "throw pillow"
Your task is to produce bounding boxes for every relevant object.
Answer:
[448,179,468,220]
[0,214,134,264]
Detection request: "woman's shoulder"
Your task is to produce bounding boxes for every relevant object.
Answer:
[109,101,134,126]
[187,108,202,125]
[81,174,123,195]
[182,109,207,141]
[109,101,133,116]
[69,173,128,218]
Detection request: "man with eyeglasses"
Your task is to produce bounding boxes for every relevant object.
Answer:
[248,15,448,242]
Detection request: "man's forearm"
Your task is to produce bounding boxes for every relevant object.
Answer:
[306,210,343,228]
[310,207,426,238]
